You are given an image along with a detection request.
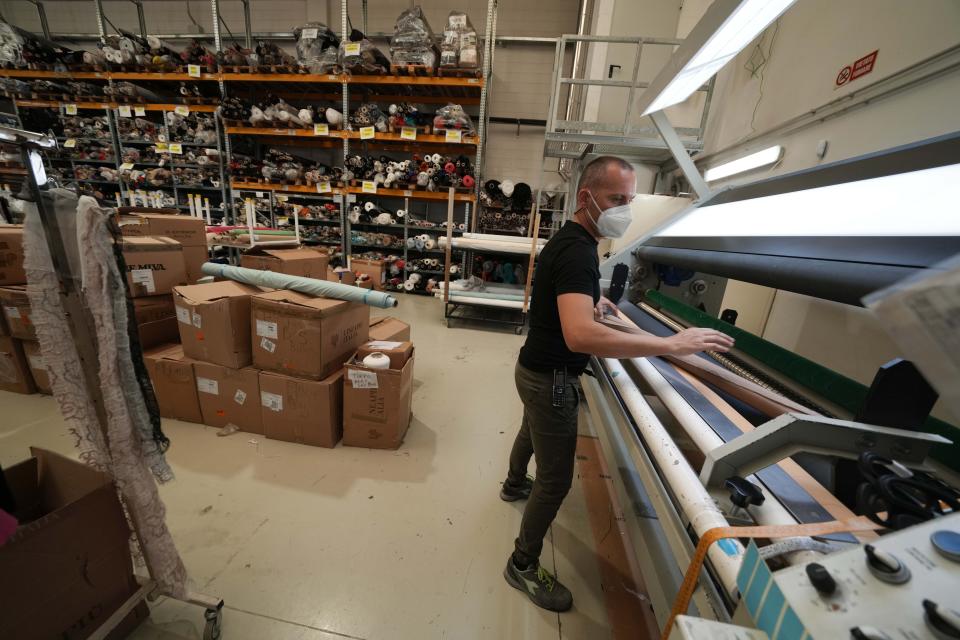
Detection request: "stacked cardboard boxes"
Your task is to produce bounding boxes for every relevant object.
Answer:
[0,226,39,394]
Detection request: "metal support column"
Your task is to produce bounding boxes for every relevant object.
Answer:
[241,0,253,49]
[341,0,349,161]
[474,0,496,198]
[130,0,147,40]
[649,110,711,200]
[93,0,108,43]
[28,1,51,40]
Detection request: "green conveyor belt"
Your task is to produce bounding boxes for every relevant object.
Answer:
[644,290,959,471]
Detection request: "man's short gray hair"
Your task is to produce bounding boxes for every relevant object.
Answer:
[576,156,635,192]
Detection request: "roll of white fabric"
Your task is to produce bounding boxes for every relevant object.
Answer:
[362,352,391,369]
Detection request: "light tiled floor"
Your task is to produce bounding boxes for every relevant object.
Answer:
[0,295,613,639]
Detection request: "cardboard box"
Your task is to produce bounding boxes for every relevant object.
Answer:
[22,340,51,394]
[0,447,147,640]
[0,225,25,285]
[122,236,188,297]
[0,285,34,340]
[143,343,202,423]
[259,369,343,448]
[240,248,329,279]
[251,290,369,380]
[369,316,411,342]
[343,351,414,449]
[0,335,35,394]
[133,294,178,349]
[327,267,356,285]
[194,362,262,434]
[182,244,209,284]
[356,340,414,370]
[351,258,386,290]
[173,281,259,368]
[118,212,209,284]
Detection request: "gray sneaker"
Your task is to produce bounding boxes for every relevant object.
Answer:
[503,557,573,612]
[500,476,534,502]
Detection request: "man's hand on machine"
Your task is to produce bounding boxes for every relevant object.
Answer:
[594,296,617,319]
[667,328,735,356]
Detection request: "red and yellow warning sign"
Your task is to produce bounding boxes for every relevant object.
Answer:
[836,49,878,87]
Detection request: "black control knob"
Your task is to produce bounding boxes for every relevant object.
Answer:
[850,626,891,640]
[864,544,911,584]
[805,562,837,595]
[923,599,960,639]
[725,475,765,509]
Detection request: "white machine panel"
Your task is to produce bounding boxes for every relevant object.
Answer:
[669,615,769,639]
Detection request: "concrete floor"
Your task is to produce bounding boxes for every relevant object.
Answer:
[0,295,615,640]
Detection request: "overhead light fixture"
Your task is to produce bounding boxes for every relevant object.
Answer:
[703,145,783,182]
[640,0,797,116]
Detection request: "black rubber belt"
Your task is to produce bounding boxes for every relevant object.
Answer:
[617,301,855,542]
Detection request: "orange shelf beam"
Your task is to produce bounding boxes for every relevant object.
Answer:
[231,180,475,202]
[224,126,477,146]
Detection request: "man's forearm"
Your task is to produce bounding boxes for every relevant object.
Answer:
[570,324,674,358]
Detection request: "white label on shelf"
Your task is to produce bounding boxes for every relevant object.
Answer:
[362,181,376,194]
[64,104,78,115]
[27,354,45,371]
[445,129,463,143]
[63,138,77,149]
[359,126,375,140]
[301,28,319,40]
[348,368,379,389]
[234,389,247,405]
[197,377,219,395]
[344,42,361,56]
[261,391,283,412]
[317,181,332,194]
[134,106,146,117]
[188,64,202,78]
[130,269,156,293]
[449,14,467,27]
[282,183,290,191]
[467,78,479,84]
[118,105,132,118]
[275,195,288,202]
[366,341,403,350]
[313,123,329,136]
[155,142,168,152]
[256,191,264,198]
[403,190,413,197]
[119,162,134,170]
[260,337,276,353]
[4,306,19,319]
[175,305,191,325]
[327,74,338,81]
[174,105,190,116]
[191,311,202,328]
[256,319,278,339]
[168,143,183,155]
[400,127,417,141]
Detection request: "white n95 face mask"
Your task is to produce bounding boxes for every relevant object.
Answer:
[589,191,633,238]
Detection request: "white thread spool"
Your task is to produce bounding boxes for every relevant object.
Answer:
[362,352,391,369]
[423,237,436,250]
[450,265,459,274]
[409,273,422,284]
[403,280,415,291]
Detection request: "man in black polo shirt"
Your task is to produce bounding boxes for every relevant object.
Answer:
[501,156,734,612]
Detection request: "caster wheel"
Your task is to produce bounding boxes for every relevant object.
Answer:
[203,606,223,640]
[515,326,523,335]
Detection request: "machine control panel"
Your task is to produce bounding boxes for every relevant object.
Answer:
[773,514,960,639]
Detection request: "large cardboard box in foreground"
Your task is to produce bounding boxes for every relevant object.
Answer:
[173,281,259,368]
[343,351,414,449]
[0,448,147,639]
[251,290,369,380]
[240,248,329,279]
[0,335,35,394]
[194,362,262,434]
[369,316,410,342]
[0,285,35,340]
[144,343,202,423]
[0,225,25,285]
[121,236,188,297]
[22,339,51,394]
[259,369,343,448]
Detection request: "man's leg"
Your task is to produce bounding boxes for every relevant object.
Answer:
[502,407,535,501]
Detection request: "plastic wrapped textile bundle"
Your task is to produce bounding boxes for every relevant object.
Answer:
[390,6,439,69]
[294,22,341,73]
[339,31,391,75]
[440,10,481,69]
[433,103,475,135]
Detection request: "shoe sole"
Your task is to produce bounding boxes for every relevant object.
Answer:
[503,566,572,613]
[499,490,528,502]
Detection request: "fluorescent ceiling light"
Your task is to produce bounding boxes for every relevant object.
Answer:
[657,162,960,237]
[642,0,797,115]
[704,145,782,181]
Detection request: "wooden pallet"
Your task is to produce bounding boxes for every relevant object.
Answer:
[438,67,483,78]
[390,64,435,77]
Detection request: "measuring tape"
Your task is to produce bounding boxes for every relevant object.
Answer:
[660,517,884,640]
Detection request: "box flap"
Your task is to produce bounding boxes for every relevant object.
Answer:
[0,285,28,299]
[144,343,188,362]
[174,281,260,304]
[252,289,349,315]
[29,447,112,513]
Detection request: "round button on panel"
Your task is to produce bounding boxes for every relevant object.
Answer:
[931,530,960,563]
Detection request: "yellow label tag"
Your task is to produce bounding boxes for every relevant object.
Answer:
[155,142,169,152]
[134,106,146,117]
[445,129,463,143]
[344,42,361,56]
[361,181,376,194]
[174,105,190,116]
[400,127,417,141]
[64,104,78,115]
[120,162,134,170]
[168,143,183,155]
[403,190,414,197]
[63,138,77,148]
[276,195,288,202]
[118,105,132,118]
[359,126,375,140]
[277,216,289,225]
[313,123,329,136]
[317,182,332,193]
[188,64,201,78]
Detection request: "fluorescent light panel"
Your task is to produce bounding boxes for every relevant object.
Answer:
[643,0,797,115]
[704,145,783,182]
[656,162,960,237]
